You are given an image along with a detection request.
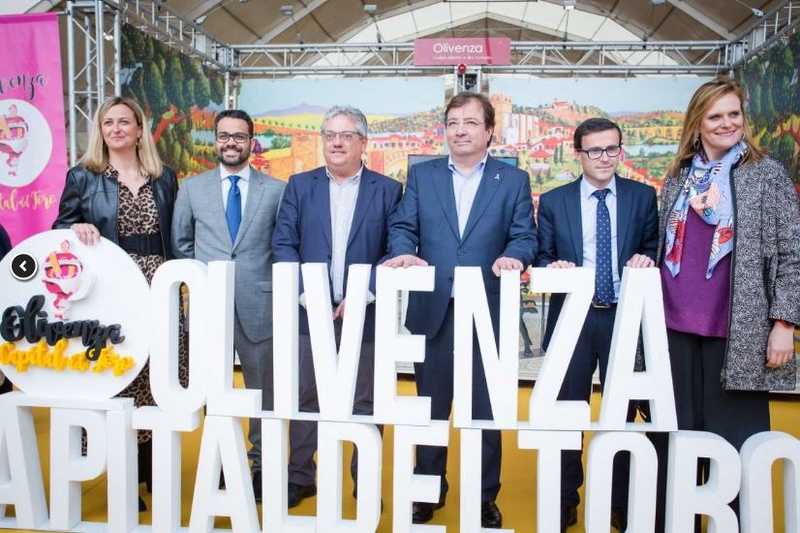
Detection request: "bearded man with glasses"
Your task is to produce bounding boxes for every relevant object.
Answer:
[535,117,659,533]
[172,109,285,502]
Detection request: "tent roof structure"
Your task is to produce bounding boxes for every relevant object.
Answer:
[6,1,799,77]
[142,0,785,46]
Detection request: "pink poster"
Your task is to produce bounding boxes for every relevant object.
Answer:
[0,13,68,246]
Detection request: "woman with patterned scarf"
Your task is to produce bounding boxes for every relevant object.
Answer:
[650,76,800,531]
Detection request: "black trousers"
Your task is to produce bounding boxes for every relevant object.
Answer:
[414,300,502,503]
[558,304,635,509]
[287,317,380,487]
[649,328,771,532]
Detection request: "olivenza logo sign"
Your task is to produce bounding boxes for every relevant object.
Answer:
[0,229,150,399]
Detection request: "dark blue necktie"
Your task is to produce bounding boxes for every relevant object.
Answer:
[226,175,242,243]
[593,188,613,305]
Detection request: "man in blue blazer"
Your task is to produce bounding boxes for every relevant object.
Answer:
[535,118,658,533]
[272,106,403,508]
[384,92,537,529]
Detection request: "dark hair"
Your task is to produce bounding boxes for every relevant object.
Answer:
[215,109,254,136]
[573,117,622,150]
[445,92,495,129]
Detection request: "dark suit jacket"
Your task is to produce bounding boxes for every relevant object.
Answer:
[536,175,658,349]
[386,156,538,339]
[271,166,403,341]
[0,223,10,260]
[53,165,179,259]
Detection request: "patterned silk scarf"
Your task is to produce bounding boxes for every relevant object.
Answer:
[663,140,746,279]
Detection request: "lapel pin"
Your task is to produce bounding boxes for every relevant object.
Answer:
[494,173,500,181]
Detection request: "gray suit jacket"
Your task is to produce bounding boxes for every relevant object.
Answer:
[172,166,285,343]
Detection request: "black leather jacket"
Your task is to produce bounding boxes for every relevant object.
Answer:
[0,223,10,260]
[52,165,178,259]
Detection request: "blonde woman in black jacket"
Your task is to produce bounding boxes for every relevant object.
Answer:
[52,96,187,511]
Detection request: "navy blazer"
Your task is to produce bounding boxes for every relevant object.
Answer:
[536,175,659,349]
[271,166,403,341]
[386,156,538,339]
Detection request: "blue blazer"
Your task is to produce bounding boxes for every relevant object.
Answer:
[386,156,538,339]
[536,175,659,349]
[271,166,403,341]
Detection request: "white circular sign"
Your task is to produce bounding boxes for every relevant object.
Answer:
[0,230,150,400]
[0,98,53,187]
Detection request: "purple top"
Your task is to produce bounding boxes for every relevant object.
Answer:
[660,210,731,338]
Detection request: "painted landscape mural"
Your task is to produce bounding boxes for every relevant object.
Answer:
[738,28,800,185]
[117,24,711,197]
[117,18,797,198]
[120,23,226,179]
[487,76,711,204]
[237,77,446,182]
[238,76,709,201]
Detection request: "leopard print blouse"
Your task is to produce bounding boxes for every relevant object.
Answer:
[113,167,189,443]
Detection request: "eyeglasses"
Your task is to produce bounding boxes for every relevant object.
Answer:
[216,132,250,143]
[445,119,486,130]
[321,131,362,142]
[577,145,622,159]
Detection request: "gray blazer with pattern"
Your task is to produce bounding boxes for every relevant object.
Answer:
[172,166,285,343]
[658,155,800,391]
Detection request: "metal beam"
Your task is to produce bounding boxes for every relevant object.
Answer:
[115,0,229,69]
[0,0,45,14]
[252,0,328,45]
[66,0,121,164]
[335,0,441,42]
[230,40,735,76]
[733,1,800,67]
[665,0,737,39]
[183,0,223,22]
[233,63,726,77]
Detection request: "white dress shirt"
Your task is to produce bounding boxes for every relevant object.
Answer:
[220,165,251,212]
[449,154,487,237]
[328,166,362,303]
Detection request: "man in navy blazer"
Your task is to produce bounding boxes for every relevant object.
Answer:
[272,106,403,508]
[536,118,658,533]
[384,92,537,529]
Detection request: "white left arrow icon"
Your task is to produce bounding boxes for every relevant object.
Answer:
[10,253,38,281]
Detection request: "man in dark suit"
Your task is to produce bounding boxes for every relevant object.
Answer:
[383,92,537,529]
[172,109,285,501]
[271,106,403,508]
[0,223,11,394]
[535,117,658,533]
